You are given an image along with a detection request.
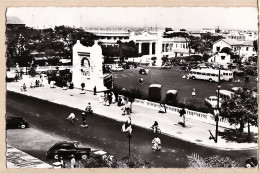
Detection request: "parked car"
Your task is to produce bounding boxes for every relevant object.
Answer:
[161,65,172,69]
[6,116,29,129]
[111,66,124,72]
[204,96,221,108]
[139,68,148,75]
[46,142,91,160]
[245,156,257,168]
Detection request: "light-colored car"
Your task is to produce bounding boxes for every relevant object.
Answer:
[205,96,222,108]
[111,66,124,72]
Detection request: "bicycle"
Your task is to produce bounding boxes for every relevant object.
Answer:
[150,126,161,134]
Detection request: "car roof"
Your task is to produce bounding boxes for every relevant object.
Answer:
[149,84,161,88]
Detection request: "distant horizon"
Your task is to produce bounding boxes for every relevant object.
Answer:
[6,7,258,31]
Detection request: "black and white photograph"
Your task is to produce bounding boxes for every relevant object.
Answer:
[5,7,258,169]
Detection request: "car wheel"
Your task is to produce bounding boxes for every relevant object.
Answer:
[81,154,87,160]
[209,78,212,82]
[192,76,195,80]
[245,163,252,168]
[54,154,59,160]
[20,124,26,129]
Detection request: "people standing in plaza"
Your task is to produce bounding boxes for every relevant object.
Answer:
[70,155,76,168]
[179,108,186,127]
[93,86,97,95]
[139,77,144,85]
[117,96,122,106]
[192,88,196,97]
[159,103,166,113]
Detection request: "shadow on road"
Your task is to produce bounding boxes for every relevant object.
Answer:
[219,129,258,143]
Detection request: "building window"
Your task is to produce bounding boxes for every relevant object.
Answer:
[216,47,220,52]
[253,48,255,51]
[221,56,225,60]
[246,47,249,51]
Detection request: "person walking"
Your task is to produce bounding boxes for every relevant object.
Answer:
[81,112,88,127]
[192,88,196,97]
[179,108,186,127]
[93,86,97,95]
[70,155,76,168]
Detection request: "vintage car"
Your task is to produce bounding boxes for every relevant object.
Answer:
[111,66,124,72]
[204,96,222,108]
[6,116,29,129]
[46,142,91,160]
[139,68,148,75]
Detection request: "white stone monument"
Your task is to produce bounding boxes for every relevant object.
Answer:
[72,40,107,92]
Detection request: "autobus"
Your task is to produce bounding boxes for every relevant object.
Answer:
[216,89,234,100]
[221,70,233,81]
[189,69,223,82]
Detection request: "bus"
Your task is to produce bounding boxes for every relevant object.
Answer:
[189,69,223,82]
[216,89,234,100]
[221,70,233,81]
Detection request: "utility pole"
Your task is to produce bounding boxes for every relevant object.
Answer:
[209,69,220,143]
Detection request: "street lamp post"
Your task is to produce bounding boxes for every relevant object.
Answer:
[127,132,132,159]
[209,69,220,143]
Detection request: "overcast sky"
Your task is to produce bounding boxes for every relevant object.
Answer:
[6,7,258,30]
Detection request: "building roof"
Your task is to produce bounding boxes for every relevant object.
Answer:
[214,39,254,46]
[6,16,24,24]
[174,49,189,53]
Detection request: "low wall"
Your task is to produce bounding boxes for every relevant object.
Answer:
[133,98,257,132]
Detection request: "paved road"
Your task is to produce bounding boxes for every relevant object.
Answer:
[6,91,256,168]
[113,67,257,107]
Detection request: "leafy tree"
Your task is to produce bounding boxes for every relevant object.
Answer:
[220,87,258,139]
[187,153,242,168]
[80,155,154,168]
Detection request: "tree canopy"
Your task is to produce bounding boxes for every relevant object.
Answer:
[6,25,97,67]
[221,87,258,135]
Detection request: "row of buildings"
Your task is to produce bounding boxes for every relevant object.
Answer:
[7,16,257,67]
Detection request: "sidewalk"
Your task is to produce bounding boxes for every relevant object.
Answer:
[6,75,258,151]
[6,144,52,168]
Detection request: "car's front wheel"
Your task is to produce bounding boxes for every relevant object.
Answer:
[81,154,87,160]
[54,154,59,160]
[20,124,26,129]
[245,163,252,168]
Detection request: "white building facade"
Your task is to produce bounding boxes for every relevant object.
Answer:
[212,39,256,59]
[85,29,190,66]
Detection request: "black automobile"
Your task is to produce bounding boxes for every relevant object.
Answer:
[46,142,91,160]
[245,156,257,168]
[6,116,29,129]
[139,68,148,75]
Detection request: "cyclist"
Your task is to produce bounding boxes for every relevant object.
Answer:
[151,121,159,133]
[67,113,76,124]
[85,103,93,113]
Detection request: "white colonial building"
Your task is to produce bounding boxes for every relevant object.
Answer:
[208,53,231,65]
[85,28,190,66]
[212,39,257,60]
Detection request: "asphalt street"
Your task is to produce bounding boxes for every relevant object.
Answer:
[113,66,257,107]
[6,91,256,168]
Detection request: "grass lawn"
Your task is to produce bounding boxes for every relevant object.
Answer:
[113,66,257,108]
